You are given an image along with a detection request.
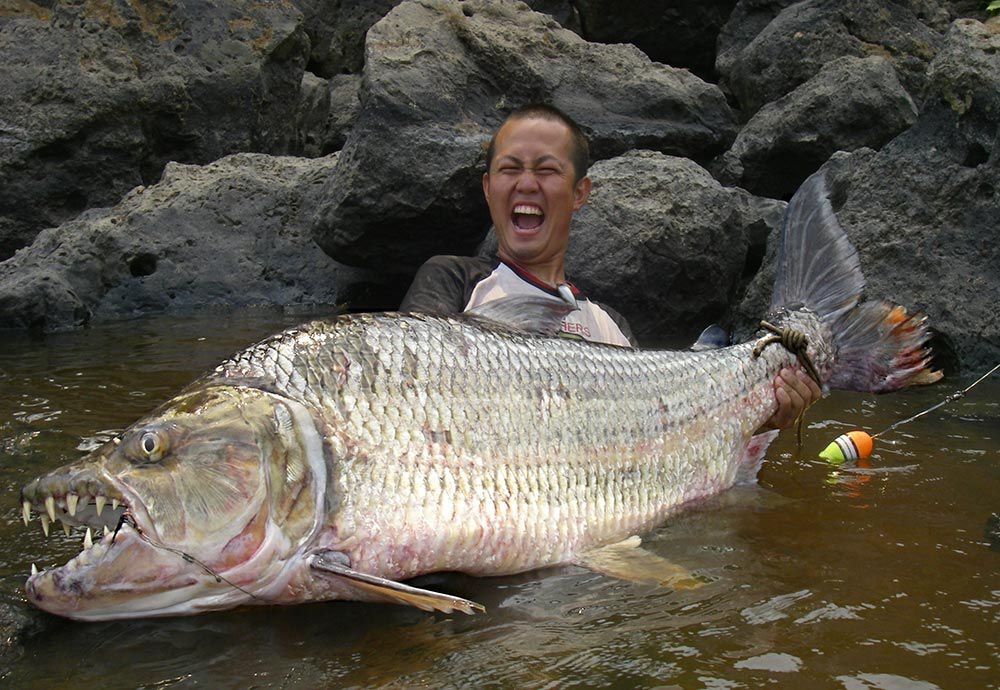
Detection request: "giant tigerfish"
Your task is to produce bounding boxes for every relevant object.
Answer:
[19,173,940,620]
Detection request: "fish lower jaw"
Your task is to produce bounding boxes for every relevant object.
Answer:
[24,525,227,620]
[27,523,137,595]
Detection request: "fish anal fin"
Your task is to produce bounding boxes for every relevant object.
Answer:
[574,536,704,590]
[737,429,779,484]
[308,551,485,615]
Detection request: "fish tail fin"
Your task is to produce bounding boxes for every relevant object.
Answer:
[771,172,942,393]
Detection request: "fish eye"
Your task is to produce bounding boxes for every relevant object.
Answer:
[134,430,169,463]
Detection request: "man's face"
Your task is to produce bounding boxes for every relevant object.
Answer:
[483,117,591,277]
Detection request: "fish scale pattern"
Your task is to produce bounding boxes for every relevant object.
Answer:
[207,310,829,580]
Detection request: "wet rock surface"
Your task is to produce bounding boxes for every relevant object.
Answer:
[0,596,48,666]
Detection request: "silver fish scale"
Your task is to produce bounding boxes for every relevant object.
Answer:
[208,311,831,579]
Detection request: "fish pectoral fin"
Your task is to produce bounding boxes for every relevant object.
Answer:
[465,295,575,336]
[308,551,486,615]
[574,536,704,590]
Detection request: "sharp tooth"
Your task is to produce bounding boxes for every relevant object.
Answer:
[31,563,38,576]
[22,501,31,526]
[95,496,106,516]
[112,498,120,511]
[67,493,79,516]
[62,521,71,537]
[40,515,51,537]
[45,496,56,522]
[104,525,111,537]
[84,528,93,550]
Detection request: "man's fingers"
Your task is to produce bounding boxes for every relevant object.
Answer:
[772,385,793,428]
[802,369,823,400]
[763,367,823,432]
[778,368,818,406]
[790,369,822,405]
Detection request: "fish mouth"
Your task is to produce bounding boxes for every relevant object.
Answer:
[19,466,192,618]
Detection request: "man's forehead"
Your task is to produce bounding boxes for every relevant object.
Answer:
[496,115,572,136]
[493,117,574,152]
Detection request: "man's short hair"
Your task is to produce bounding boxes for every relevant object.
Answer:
[485,103,590,182]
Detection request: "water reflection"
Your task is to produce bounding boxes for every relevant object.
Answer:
[0,310,997,688]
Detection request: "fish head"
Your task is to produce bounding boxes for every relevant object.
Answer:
[21,385,325,620]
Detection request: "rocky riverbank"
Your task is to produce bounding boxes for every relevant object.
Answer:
[0,0,996,373]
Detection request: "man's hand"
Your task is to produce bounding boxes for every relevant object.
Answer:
[759,367,823,431]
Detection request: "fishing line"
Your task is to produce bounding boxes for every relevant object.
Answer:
[111,513,268,602]
[870,361,1000,439]
[819,362,1000,463]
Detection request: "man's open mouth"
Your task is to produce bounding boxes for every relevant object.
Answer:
[512,204,544,231]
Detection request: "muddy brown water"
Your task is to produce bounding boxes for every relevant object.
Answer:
[0,310,997,689]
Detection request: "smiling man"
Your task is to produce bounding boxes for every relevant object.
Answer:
[401,103,633,347]
[400,103,820,429]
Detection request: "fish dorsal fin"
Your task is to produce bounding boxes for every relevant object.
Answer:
[574,536,704,589]
[690,323,729,351]
[308,551,485,615]
[465,295,576,336]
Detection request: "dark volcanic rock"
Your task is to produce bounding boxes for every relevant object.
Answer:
[0,0,309,260]
[728,18,1000,373]
[295,72,362,157]
[925,18,1000,154]
[291,0,401,77]
[568,151,785,344]
[732,137,998,376]
[313,0,738,273]
[719,0,943,117]
[716,0,799,92]
[717,0,967,86]
[713,55,918,199]
[731,19,999,373]
[573,0,739,80]
[525,0,582,33]
[0,153,369,332]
